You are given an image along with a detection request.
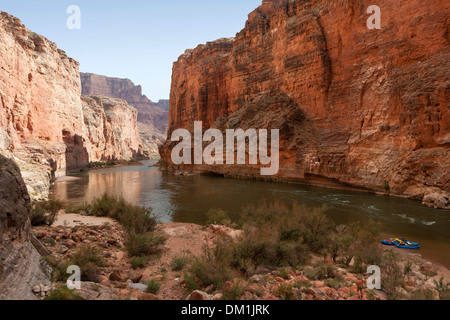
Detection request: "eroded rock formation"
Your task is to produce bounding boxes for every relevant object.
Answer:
[82,95,143,161]
[80,73,169,157]
[0,155,51,300]
[161,0,450,208]
[0,11,144,198]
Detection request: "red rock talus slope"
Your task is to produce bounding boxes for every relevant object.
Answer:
[80,73,169,157]
[0,12,143,198]
[161,0,450,208]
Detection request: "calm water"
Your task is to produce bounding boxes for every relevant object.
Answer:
[51,160,450,268]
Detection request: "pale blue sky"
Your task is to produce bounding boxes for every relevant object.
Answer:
[1,0,262,101]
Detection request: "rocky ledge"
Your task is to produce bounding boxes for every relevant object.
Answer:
[30,213,450,301]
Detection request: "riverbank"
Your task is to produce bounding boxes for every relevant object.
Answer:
[31,212,449,300]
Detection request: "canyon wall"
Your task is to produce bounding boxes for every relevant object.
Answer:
[82,95,143,161]
[80,73,169,157]
[0,11,143,199]
[161,0,450,208]
[0,155,51,299]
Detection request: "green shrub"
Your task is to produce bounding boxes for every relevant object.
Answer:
[30,199,65,226]
[130,256,148,269]
[223,280,246,300]
[45,285,83,300]
[43,237,56,246]
[66,202,91,214]
[183,273,199,293]
[69,244,107,282]
[325,275,344,289]
[189,243,236,290]
[408,288,436,300]
[43,256,71,282]
[383,181,391,195]
[381,250,404,300]
[147,280,161,294]
[433,277,450,300]
[170,257,187,271]
[278,268,290,280]
[89,194,157,235]
[205,208,234,227]
[276,283,296,300]
[125,233,165,258]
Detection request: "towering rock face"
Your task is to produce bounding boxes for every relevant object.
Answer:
[0,155,51,300]
[82,95,143,161]
[161,0,450,208]
[80,73,169,157]
[0,11,144,199]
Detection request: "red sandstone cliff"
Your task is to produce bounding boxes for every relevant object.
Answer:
[80,73,169,157]
[161,0,450,208]
[0,11,144,198]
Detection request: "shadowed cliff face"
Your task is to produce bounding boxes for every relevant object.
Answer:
[0,155,51,300]
[0,11,145,198]
[161,0,450,208]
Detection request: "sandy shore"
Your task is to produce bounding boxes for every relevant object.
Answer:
[53,213,116,228]
[54,176,82,183]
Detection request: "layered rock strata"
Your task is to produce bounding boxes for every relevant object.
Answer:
[161,0,450,208]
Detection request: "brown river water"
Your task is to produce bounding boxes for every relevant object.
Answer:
[50,160,450,268]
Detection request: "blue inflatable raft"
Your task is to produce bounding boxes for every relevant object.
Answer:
[381,238,420,249]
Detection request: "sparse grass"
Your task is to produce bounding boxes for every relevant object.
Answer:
[43,256,71,282]
[205,208,235,227]
[147,280,161,294]
[66,202,91,214]
[381,250,404,300]
[276,283,297,300]
[44,285,83,300]
[130,256,149,270]
[325,275,344,289]
[223,280,246,300]
[69,244,107,282]
[44,244,107,283]
[404,260,413,277]
[30,199,65,226]
[433,277,450,300]
[408,288,436,300]
[170,256,187,271]
[125,233,166,258]
[183,273,199,293]
[278,267,290,280]
[189,242,237,290]
[43,237,56,247]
